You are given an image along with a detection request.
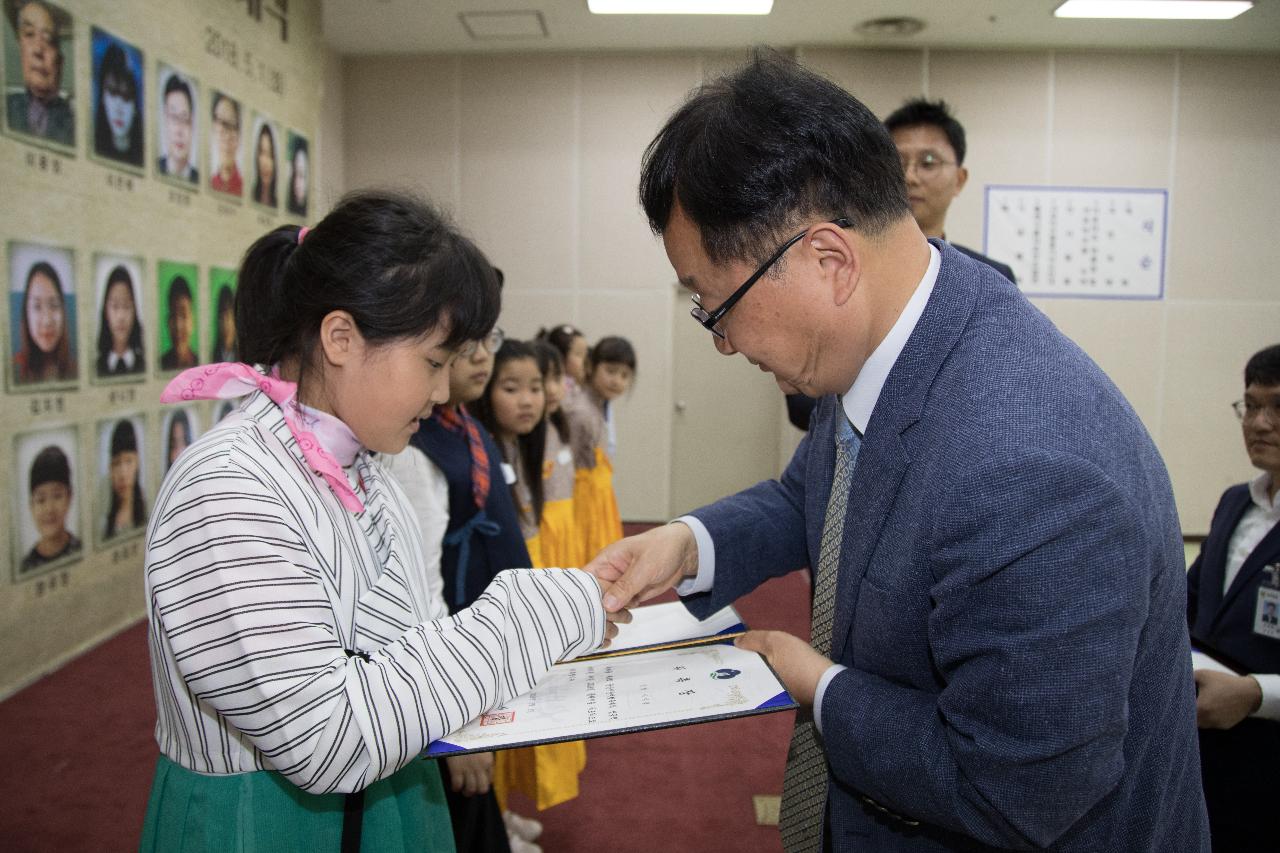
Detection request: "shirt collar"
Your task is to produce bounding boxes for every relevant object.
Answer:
[841,243,941,433]
[1248,471,1280,514]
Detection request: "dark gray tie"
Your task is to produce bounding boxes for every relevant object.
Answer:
[779,415,861,853]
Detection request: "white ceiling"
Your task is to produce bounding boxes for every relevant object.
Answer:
[323,0,1280,56]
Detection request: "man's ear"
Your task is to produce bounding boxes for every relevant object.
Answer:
[954,165,970,197]
[317,310,363,367]
[808,222,860,308]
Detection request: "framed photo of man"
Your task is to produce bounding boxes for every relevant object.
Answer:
[155,62,198,188]
[248,112,280,211]
[7,239,77,392]
[208,266,236,363]
[156,260,199,374]
[89,26,144,173]
[2,0,74,152]
[90,253,146,383]
[160,406,200,478]
[285,130,309,219]
[12,425,83,581]
[208,89,243,199]
[94,413,147,548]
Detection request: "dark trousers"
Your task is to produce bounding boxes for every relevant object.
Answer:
[1200,719,1280,852]
[438,758,511,853]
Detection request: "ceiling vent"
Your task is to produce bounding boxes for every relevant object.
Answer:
[854,16,926,37]
[459,10,549,40]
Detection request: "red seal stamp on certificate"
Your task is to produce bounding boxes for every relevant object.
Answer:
[480,710,516,726]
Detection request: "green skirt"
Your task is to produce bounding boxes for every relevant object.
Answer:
[139,754,456,853]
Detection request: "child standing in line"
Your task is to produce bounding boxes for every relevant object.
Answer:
[533,341,579,568]
[140,193,607,853]
[568,336,636,564]
[473,339,589,838]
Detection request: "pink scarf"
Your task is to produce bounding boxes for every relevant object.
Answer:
[161,363,366,513]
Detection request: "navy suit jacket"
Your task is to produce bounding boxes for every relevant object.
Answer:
[684,242,1207,851]
[1188,484,1280,674]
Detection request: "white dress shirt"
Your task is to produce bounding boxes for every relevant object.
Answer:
[676,243,942,727]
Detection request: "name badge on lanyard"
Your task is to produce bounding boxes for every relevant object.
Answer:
[1254,564,1280,640]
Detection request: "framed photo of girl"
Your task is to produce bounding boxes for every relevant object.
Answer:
[91,253,146,383]
[156,260,199,374]
[285,130,309,219]
[155,62,198,188]
[208,266,236,363]
[12,425,83,581]
[160,405,200,478]
[89,25,144,174]
[2,0,75,153]
[7,239,77,392]
[248,111,280,212]
[208,89,243,200]
[94,413,147,548]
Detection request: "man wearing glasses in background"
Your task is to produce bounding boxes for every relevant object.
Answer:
[788,98,1012,432]
[885,98,1015,284]
[587,51,1206,852]
[1187,343,1280,852]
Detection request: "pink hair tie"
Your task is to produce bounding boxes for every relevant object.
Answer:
[297,226,311,243]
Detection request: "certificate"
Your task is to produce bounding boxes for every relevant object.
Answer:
[425,604,794,756]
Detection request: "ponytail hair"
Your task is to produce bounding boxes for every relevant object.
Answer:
[235,190,500,387]
[534,323,584,361]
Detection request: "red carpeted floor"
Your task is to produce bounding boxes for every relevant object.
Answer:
[0,526,811,853]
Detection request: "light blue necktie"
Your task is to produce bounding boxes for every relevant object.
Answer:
[779,414,861,853]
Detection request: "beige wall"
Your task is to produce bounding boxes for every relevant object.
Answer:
[345,46,1279,532]
[0,0,336,699]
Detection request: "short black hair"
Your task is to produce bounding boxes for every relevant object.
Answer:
[639,49,909,266]
[1245,344,1280,387]
[884,98,967,166]
[167,275,193,314]
[588,336,637,374]
[29,444,71,492]
[163,73,193,112]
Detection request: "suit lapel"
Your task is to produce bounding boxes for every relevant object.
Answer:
[827,241,980,662]
[1199,489,1253,622]
[1215,509,1280,625]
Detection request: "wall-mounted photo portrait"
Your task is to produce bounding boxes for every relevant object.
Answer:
[90,26,144,172]
[155,63,197,187]
[3,0,74,150]
[208,266,236,363]
[285,130,309,219]
[160,406,199,477]
[96,414,147,547]
[249,112,280,211]
[208,89,242,199]
[12,425,82,579]
[156,260,198,372]
[91,253,145,381]
[7,240,77,390]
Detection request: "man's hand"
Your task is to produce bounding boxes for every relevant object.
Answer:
[589,573,633,647]
[444,751,494,796]
[1194,669,1262,730]
[735,630,832,707]
[583,523,699,613]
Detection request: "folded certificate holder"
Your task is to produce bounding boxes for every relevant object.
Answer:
[426,601,796,756]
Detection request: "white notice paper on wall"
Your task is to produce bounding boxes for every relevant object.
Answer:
[983,185,1167,300]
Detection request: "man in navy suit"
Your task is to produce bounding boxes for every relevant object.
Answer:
[1187,343,1280,851]
[587,52,1207,851]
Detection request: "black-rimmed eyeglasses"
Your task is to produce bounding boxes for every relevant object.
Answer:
[690,218,852,340]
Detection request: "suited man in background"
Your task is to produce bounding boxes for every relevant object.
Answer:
[587,52,1206,851]
[884,97,1015,283]
[1187,343,1280,851]
[787,98,1014,432]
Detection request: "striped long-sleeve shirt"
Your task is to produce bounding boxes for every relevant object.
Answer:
[145,391,605,794]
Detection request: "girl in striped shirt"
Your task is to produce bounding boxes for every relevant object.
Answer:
[140,192,608,853]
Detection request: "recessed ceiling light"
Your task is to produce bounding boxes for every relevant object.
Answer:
[854,16,926,37]
[1054,1,1252,20]
[458,11,549,40]
[588,0,773,14]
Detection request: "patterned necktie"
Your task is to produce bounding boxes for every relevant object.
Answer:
[433,404,491,509]
[779,414,861,853]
